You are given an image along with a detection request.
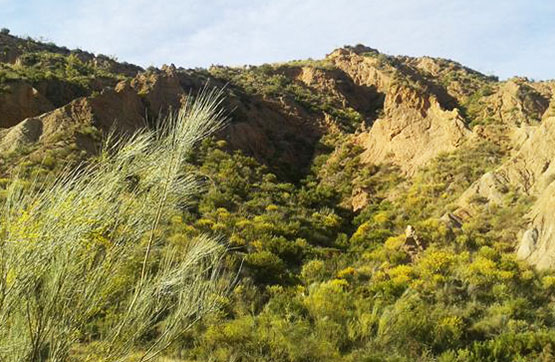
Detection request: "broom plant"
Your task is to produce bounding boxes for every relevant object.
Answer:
[0,87,229,361]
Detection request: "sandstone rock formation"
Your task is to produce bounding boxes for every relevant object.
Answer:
[517,182,555,269]
[354,84,469,174]
[0,118,43,152]
[328,48,471,174]
[488,79,550,126]
[2,37,555,270]
[456,100,555,269]
[403,225,426,260]
[0,81,54,128]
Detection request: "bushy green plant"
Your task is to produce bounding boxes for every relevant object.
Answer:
[0,89,230,361]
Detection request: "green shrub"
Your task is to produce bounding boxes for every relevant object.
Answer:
[0,89,230,361]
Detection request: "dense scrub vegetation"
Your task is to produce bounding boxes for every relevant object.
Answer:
[1,34,554,361]
[2,96,554,361]
[0,50,128,106]
[151,134,553,361]
[0,51,121,85]
[209,64,367,132]
[0,32,139,108]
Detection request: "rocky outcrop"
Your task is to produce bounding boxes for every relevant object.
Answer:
[38,81,146,141]
[0,118,43,152]
[455,98,555,268]
[0,65,222,151]
[0,78,131,129]
[351,188,370,212]
[0,67,331,178]
[326,49,555,265]
[514,111,555,269]
[131,65,188,116]
[0,81,54,128]
[326,48,394,93]
[398,56,497,106]
[458,112,555,208]
[328,49,470,174]
[0,33,145,129]
[403,225,427,260]
[516,182,555,269]
[0,78,151,153]
[475,79,550,127]
[355,84,469,174]
[295,66,383,118]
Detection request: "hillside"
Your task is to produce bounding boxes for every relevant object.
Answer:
[1,33,555,361]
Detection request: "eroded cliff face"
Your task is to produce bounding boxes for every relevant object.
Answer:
[328,48,471,174]
[455,99,555,269]
[0,68,179,155]
[2,39,555,269]
[0,42,501,179]
[0,32,143,130]
[0,82,145,156]
[0,64,359,178]
[458,113,555,209]
[354,83,469,174]
[0,81,54,128]
[325,48,555,269]
[518,181,555,269]
[484,79,550,127]
[2,44,548,182]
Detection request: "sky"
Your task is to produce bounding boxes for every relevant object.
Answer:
[1,0,554,80]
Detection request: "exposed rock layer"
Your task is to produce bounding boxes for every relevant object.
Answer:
[2,38,555,269]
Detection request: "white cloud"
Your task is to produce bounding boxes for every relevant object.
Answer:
[1,0,554,79]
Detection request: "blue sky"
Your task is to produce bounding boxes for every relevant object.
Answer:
[1,0,554,80]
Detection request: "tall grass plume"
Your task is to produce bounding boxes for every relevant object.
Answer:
[0,88,230,361]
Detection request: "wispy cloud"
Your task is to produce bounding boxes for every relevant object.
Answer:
[2,0,554,79]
